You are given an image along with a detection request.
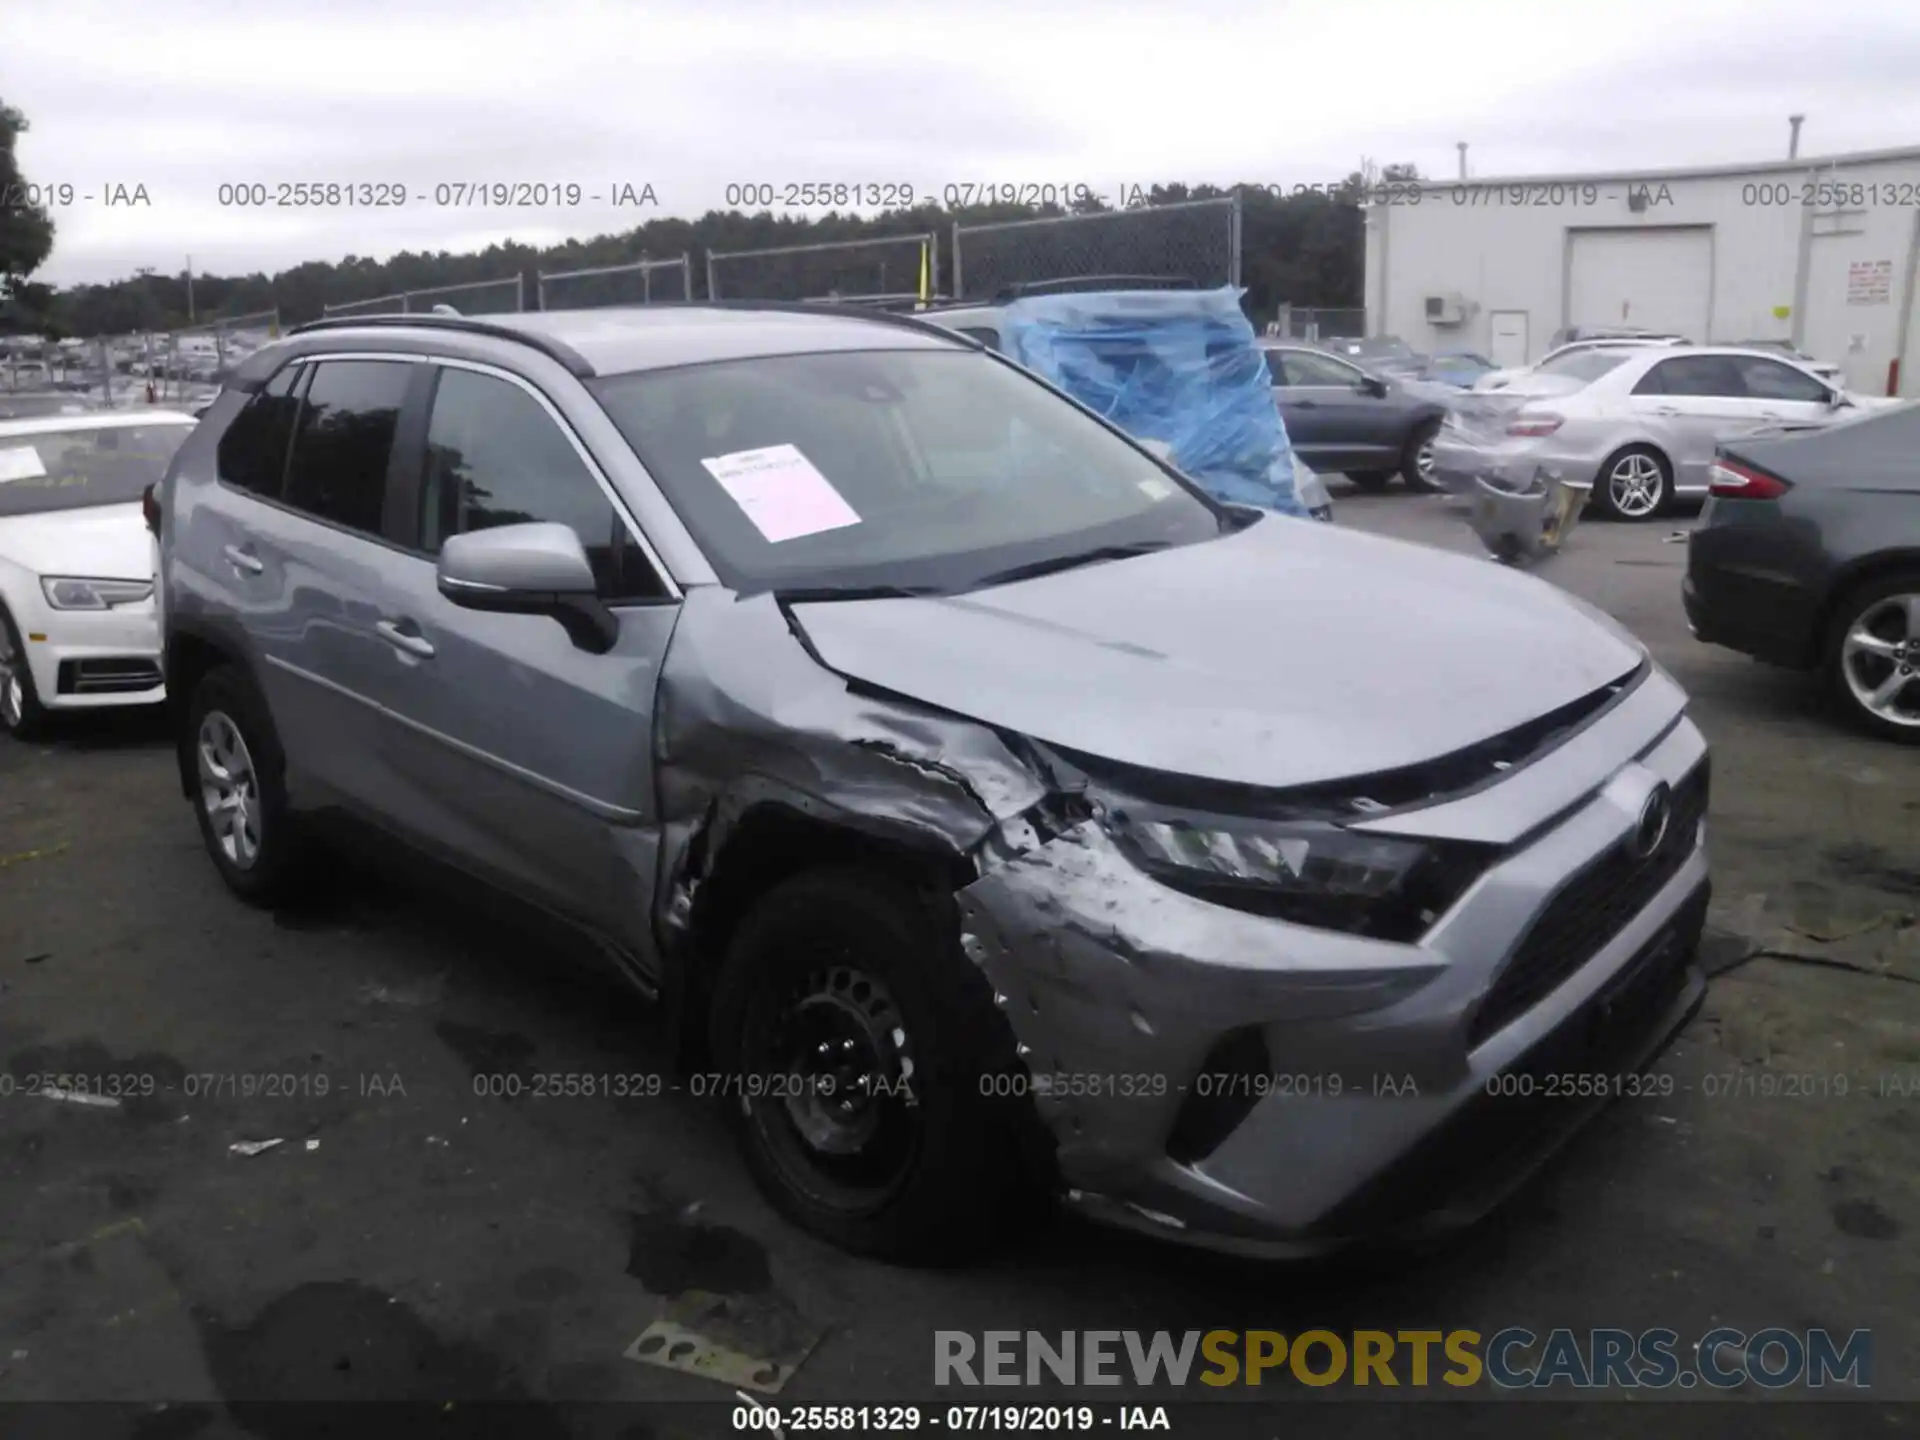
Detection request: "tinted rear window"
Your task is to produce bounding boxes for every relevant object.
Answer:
[0,423,195,516]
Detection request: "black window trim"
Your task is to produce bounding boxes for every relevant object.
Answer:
[414,354,680,605]
[1636,353,1747,400]
[212,358,309,503]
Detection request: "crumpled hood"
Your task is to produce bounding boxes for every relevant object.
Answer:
[789,516,1643,790]
[0,502,149,579]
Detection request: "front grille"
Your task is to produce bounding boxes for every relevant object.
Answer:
[1315,879,1708,1238]
[57,658,164,695]
[1469,762,1709,1047]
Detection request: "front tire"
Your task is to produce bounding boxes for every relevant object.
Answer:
[709,867,1036,1262]
[1593,445,1671,521]
[1824,571,1920,744]
[186,665,308,903]
[1400,420,1445,492]
[0,605,49,740]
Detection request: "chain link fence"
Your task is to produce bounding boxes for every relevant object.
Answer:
[706,233,938,302]
[537,255,693,310]
[322,275,526,319]
[1268,305,1367,342]
[951,197,1240,300]
[1,311,280,409]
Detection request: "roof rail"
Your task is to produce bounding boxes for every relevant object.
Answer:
[288,313,595,376]
[593,298,983,349]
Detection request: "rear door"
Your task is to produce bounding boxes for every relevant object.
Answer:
[210,356,428,816]
[1728,354,1838,428]
[1627,354,1754,493]
[364,360,680,956]
[1270,348,1398,470]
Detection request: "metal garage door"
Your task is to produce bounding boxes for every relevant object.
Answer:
[1566,227,1713,341]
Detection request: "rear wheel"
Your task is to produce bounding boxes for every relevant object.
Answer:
[186,665,309,903]
[1593,445,1671,521]
[1345,470,1394,492]
[1824,571,1920,744]
[0,605,48,740]
[709,867,1035,1262]
[1400,420,1444,492]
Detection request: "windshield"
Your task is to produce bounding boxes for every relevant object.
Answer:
[590,348,1226,595]
[1536,350,1634,381]
[0,423,194,517]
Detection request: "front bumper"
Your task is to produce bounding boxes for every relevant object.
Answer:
[25,601,165,709]
[958,688,1709,1256]
[1429,430,1617,500]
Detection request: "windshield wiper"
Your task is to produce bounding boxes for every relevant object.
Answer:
[969,540,1176,591]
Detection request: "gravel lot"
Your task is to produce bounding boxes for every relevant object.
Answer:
[2,489,1915,1437]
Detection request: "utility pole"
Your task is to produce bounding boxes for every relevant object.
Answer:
[186,255,196,323]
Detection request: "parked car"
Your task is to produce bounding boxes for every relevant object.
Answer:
[158,305,1710,1262]
[1421,352,1497,390]
[1259,342,1448,491]
[921,287,1330,521]
[1729,340,1844,385]
[1433,345,1894,521]
[0,393,100,422]
[1476,335,1688,392]
[1684,400,1919,742]
[0,410,197,735]
[1319,335,1426,371]
[1546,325,1691,351]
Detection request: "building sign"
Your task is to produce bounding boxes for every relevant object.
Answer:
[1846,260,1892,305]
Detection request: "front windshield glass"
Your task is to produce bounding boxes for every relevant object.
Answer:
[0,422,194,517]
[590,348,1227,594]
[1537,350,1633,381]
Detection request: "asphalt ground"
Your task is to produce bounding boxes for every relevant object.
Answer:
[1,486,1915,1438]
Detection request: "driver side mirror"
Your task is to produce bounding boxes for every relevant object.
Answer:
[437,521,619,654]
[1360,376,1389,398]
[1140,438,1177,464]
[1827,389,1851,409]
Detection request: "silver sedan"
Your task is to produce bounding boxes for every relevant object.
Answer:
[1432,346,1894,521]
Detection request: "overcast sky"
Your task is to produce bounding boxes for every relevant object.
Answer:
[10,0,1920,287]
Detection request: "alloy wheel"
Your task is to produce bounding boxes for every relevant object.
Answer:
[0,627,21,731]
[1415,439,1436,483]
[1606,453,1665,519]
[1840,593,1920,730]
[197,709,263,868]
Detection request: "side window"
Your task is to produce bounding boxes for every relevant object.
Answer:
[1735,356,1829,402]
[282,360,412,535]
[215,363,304,497]
[1283,350,1364,387]
[421,367,667,602]
[1636,355,1746,398]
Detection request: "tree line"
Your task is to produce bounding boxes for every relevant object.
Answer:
[3,97,1414,338]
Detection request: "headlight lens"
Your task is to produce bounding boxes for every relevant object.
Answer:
[41,576,154,610]
[1102,804,1492,941]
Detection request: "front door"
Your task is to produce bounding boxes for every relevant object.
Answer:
[1271,348,1399,471]
[366,361,680,960]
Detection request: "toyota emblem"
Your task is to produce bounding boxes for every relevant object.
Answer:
[1630,782,1673,860]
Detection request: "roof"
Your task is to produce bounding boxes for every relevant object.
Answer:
[1382,144,1920,194]
[289,304,966,377]
[0,409,197,438]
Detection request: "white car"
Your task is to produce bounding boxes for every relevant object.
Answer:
[1432,346,1899,520]
[0,410,198,736]
[1474,336,1687,392]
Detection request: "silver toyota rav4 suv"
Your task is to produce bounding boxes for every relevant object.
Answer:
[156,306,1710,1263]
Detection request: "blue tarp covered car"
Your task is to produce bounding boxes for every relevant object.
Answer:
[999,287,1310,518]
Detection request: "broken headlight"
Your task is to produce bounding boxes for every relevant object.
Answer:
[1100,802,1492,942]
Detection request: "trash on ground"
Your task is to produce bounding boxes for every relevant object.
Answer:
[228,1138,285,1158]
[0,842,69,870]
[304,1139,320,1152]
[625,1288,823,1395]
[39,1087,121,1109]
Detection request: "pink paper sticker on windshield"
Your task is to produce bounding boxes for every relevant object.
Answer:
[700,444,861,543]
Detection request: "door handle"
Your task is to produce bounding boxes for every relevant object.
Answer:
[1759,411,1784,421]
[1653,406,1681,417]
[221,543,263,575]
[375,619,435,660]
[1292,399,1318,408]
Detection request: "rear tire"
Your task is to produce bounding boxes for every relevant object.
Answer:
[1400,420,1445,492]
[1823,570,1920,744]
[1345,470,1394,492]
[1592,445,1671,521]
[0,605,49,741]
[185,664,309,904]
[709,866,1037,1263]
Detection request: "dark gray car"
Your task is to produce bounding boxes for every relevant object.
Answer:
[1683,400,1920,742]
[1259,343,1449,492]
